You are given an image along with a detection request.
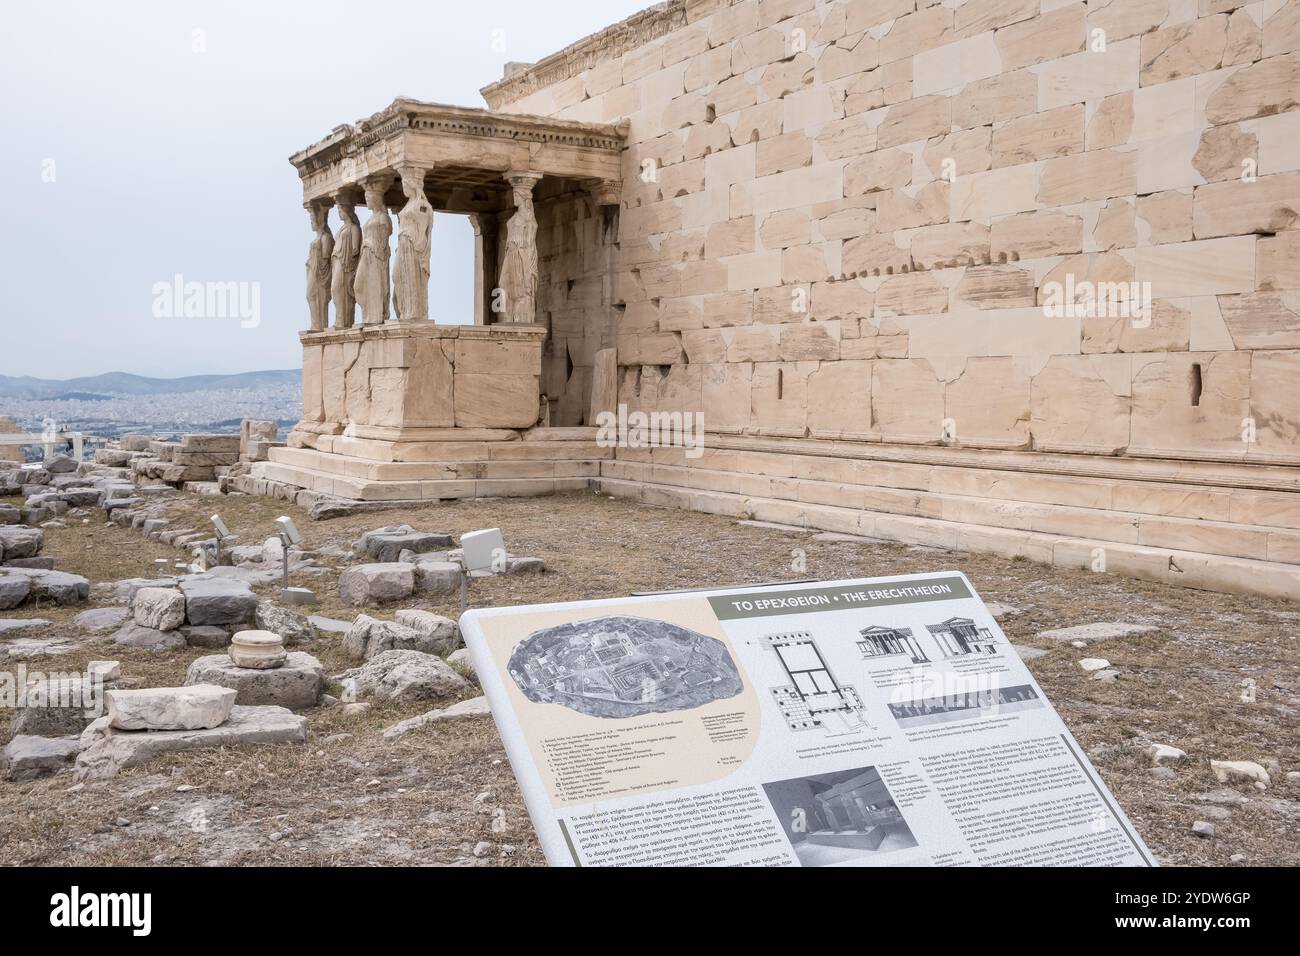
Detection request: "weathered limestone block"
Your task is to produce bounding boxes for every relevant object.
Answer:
[589,348,618,423]
[991,209,1084,259]
[1036,37,1140,112]
[9,676,99,737]
[1131,352,1251,458]
[413,560,462,595]
[381,694,488,738]
[1137,190,1194,244]
[1030,355,1132,455]
[1248,350,1300,455]
[995,3,1086,71]
[180,575,258,627]
[1218,292,1300,348]
[185,653,324,709]
[106,685,236,731]
[2,735,81,781]
[876,182,949,232]
[872,360,946,444]
[357,525,453,563]
[749,362,811,437]
[945,357,1031,448]
[3,569,89,606]
[807,360,873,439]
[454,373,539,429]
[1038,148,1136,205]
[75,705,306,781]
[1140,15,1230,86]
[843,149,912,196]
[252,601,313,645]
[1135,236,1256,298]
[333,650,471,704]
[1087,0,1169,44]
[875,271,949,316]
[992,104,1084,167]
[1193,171,1300,239]
[0,526,43,561]
[954,265,1036,310]
[131,586,186,631]
[112,621,187,652]
[338,563,415,607]
[700,363,752,433]
[811,279,873,321]
[1204,52,1300,125]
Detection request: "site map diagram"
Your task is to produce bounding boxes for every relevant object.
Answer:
[508,615,744,718]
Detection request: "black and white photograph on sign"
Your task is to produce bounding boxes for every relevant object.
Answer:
[762,767,919,866]
[888,684,1045,730]
[507,614,743,718]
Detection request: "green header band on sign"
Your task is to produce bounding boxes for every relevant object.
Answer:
[707,576,972,621]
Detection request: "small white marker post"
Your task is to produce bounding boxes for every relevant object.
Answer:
[275,516,300,594]
[210,514,231,566]
[275,516,317,605]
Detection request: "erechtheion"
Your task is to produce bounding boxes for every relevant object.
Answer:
[243,0,1300,601]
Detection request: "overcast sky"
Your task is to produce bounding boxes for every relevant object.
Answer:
[0,0,647,379]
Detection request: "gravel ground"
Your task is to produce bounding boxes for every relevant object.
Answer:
[1,489,1297,866]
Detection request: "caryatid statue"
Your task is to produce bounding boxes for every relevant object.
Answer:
[353,178,393,326]
[305,202,334,332]
[330,193,362,329]
[391,167,433,323]
[497,171,542,324]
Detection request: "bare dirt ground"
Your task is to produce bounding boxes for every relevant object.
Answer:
[2,489,1297,866]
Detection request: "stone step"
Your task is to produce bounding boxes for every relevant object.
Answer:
[306,434,613,463]
[251,459,593,502]
[603,459,1300,564]
[594,478,1300,603]
[696,434,1300,494]
[270,446,602,482]
[612,444,1300,531]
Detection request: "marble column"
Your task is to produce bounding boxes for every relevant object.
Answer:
[353,176,393,326]
[498,171,542,325]
[305,200,334,332]
[391,165,433,323]
[471,212,501,325]
[330,190,361,329]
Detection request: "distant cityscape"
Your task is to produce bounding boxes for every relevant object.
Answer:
[0,370,301,448]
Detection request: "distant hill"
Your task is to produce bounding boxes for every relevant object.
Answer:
[0,369,301,399]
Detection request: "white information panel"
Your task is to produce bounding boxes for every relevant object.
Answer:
[461,571,1155,867]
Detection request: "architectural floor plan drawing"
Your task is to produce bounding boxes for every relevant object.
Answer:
[761,631,868,736]
[508,615,744,718]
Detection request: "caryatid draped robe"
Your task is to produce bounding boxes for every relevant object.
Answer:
[353,189,393,326]
[330,203,361,329]
[305,206,333,331]
[392,174,433,322]
[498,178,539,324]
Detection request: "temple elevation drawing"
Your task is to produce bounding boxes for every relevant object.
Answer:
[239,0,1300,604]
[925,616,999,658]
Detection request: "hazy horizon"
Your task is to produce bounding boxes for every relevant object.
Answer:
[1,0,648,379]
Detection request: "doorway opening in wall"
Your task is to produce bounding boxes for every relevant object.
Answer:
[427,211,475,325]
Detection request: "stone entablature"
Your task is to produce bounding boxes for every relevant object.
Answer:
[290,98,626,206]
